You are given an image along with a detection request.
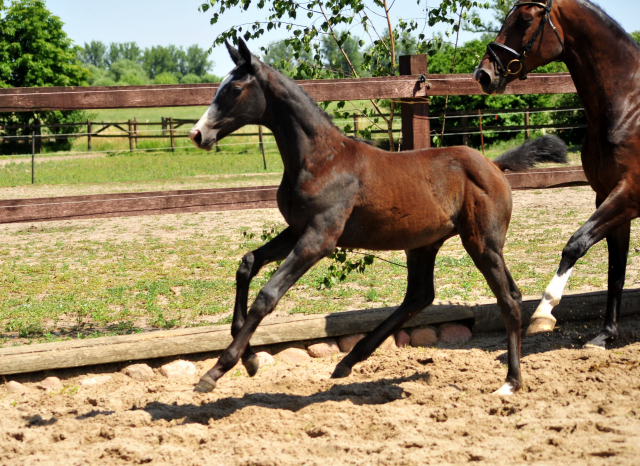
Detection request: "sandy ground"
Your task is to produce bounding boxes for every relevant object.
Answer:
[1,314,639,465]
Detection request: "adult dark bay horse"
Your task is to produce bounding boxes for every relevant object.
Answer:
[474,0,640,348]
[190,39,566,395]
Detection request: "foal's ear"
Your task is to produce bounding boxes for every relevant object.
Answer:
[237,38,261,74]
[225,40,243,65]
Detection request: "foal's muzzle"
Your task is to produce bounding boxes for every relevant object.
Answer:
[189,128,216,151]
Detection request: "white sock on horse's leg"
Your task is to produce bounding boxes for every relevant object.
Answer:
[527,267,573,334]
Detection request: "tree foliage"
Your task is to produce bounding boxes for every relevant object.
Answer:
[0,0,89,154]
[78,42,218,85]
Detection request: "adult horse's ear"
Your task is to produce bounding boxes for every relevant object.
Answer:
[225,40,243,65]
[237,38,261,74]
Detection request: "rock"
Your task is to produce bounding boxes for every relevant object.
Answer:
[159,360,197,379]
[37,377,63,391]
[256,352,275,367]
[438,323,472,344]
[395,330,411,348]
[410,327,438,347]
[275,348,311,365]
[378,335,397,351]
[6,381,26,394]
[123,364,155,381]
[338,334,366,353]
[307,340,340,358]
[79,375,112,387]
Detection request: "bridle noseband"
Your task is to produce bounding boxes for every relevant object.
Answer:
[485,0,565,80]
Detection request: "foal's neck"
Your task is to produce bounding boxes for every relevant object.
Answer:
[259,68,342,180]
[559,0,640,120]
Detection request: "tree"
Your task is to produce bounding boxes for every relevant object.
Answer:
[106,42,142,66]
[185,45,213,76]
[0,0,89,154]
[200,0,490,151]
[80,40,108,68]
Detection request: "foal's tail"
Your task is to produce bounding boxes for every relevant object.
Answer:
[492,135,567,172]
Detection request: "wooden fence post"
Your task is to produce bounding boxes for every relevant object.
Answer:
[461,115,469,146]
[353,114,359,135]
[399,55,430,150]
[128,119,134,152]
[87,118,92,151]
[258,125,267,169]
[169,117,175,152]
[31,131,35,184]
[35,120,42,154]
[525,106,530,140]
[478,109,485,155]
[134,117,139,148]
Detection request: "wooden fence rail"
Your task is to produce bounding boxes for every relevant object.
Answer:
[0,73,576,112]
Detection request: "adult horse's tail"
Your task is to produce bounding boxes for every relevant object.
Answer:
[492,135,567,172]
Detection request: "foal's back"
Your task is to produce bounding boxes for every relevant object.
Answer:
[330,138,512,251]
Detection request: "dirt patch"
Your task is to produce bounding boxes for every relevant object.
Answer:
[1,314,639,465]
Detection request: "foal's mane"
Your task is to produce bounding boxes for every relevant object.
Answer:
[260,62,337,129]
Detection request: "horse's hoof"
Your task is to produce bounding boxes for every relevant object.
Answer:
[525,316,556,336]
[583,333,608,350]
[243,354,260,377]
[194,376,217,393]
[331,363,352,379]
[493,381,516,396]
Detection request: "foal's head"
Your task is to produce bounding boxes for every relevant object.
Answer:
[190,40,267,151]
[473,0,565,95]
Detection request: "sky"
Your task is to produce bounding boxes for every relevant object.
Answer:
[42,0,640,76]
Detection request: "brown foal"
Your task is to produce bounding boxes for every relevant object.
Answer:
[190,39,566,395]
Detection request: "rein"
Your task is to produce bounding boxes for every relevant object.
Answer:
[486,0,565,80]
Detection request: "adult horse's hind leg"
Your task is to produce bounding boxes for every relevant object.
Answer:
[463,233,523,394]
[527,187,638,338]
[233,227,296,376]
[585,222,630,349]
[332,244,440,378]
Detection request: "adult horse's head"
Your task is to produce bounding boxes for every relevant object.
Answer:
[473,0,565,95]
[190,39,266,150]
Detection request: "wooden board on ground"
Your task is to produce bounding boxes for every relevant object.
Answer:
[0,304,475,375]
[0,167,587,224]
[1,287,637,376]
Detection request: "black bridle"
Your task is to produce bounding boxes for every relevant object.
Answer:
[486,0,565,80]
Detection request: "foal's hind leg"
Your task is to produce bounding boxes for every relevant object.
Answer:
[584,222,630,349]
[332,245,439,378]
[527,188,638,337]
[463,236,523,394]
[233,227,296,375]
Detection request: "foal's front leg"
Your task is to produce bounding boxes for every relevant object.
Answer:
[233,227,296,376]
[196,220,343,392]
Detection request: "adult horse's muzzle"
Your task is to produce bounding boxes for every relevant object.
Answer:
[472,64,508,95]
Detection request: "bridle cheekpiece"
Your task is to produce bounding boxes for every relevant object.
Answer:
[485,0,565,80]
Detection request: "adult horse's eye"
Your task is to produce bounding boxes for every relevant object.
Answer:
[233,86,243,95]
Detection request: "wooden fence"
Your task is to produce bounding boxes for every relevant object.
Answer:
[0,57,585,224]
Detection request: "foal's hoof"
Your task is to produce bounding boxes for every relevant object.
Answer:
[525,316,556,336]
[243,354,260,377]
[194,375,217,393]
[331,363,352,379]
[583,333,608,350]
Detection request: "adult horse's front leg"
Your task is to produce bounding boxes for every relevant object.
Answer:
[332,245,439,378]
[233,227,297,376]
[195,220,343,392]
[527,188,638,338]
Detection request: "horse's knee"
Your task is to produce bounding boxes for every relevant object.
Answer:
[236,252,256,283]
[252,288,278,316]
